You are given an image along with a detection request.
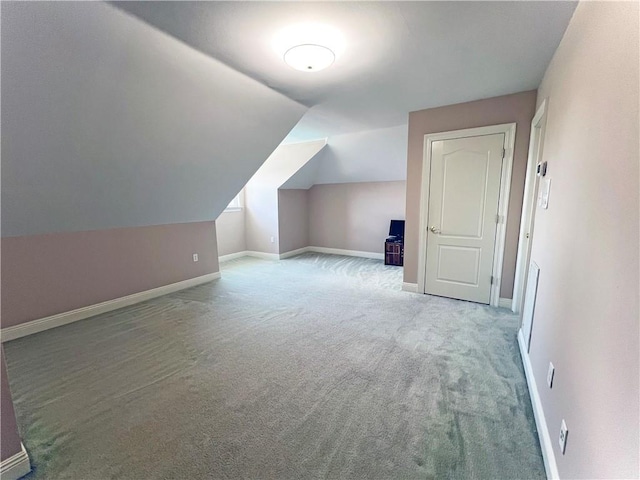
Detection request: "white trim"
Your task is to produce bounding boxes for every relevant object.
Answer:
[245,251,280,261]
[518,328,559,480]
[279,246,311,259]
[307,246,384,260]
[402,282,419,293]
[219,247,384,263]
[513,99,548,314]
[0,443,31,480]
[218,251,249,263]
[417,123,516,307]
[0,272,221,342]
[498,297,513,309]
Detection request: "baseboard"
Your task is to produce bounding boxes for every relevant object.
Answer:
[499,297,514,310]
[279,247,311,259]
[0,272,221,343]
[307,246,384,260]
[245,251,280,261]
[0,443,31,480]
[218,251,249,263]
[518,329,559,480]
[402,282,419,293]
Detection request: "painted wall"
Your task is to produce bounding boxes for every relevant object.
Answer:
[404,90,537,298]
[1,222,218,328]
[528,2,639,478]
[216,211,246,257]
[1,2,305,237]
[1,346,22,461]
[309,181,406,254]
[245,141,326,254]
[278,190,310,254]
[313,125,408,185]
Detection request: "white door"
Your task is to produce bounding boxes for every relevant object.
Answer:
[424,134,504,304]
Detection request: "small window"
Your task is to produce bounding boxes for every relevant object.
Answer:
[224,191,243,212]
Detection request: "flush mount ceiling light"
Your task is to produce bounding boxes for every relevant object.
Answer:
[284,44,335,72]
[273,23,344,73]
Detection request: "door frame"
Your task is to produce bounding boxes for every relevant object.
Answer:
[512,99,548,314]
[417,123,516,307]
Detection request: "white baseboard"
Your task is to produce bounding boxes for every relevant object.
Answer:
[0,272,221,343]
[218,251,248,263]
[0,443,31,480]
[518,328,559,480]
[279,247,311,259]
[245,251,280,261]
[499,297,514,310]
[221,247,384,262]
[307,246,384,260]
[402,282,419,293]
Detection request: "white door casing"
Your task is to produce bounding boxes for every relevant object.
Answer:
[417,123,516,307]
[513,99,548,314]
[424,134,504,304]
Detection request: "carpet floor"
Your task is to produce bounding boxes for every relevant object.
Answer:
[4,253,545,479]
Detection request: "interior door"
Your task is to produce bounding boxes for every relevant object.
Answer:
[424,133,504,304]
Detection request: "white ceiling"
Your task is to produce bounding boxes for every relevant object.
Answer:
[115,1,577,141]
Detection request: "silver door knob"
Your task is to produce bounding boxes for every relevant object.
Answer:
[430,226,440,234]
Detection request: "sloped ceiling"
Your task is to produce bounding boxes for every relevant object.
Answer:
[1,2,306,237]
[115,1,577,141]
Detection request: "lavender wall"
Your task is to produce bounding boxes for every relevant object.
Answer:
[528,2,639,477]
[278,189,310,254]
[1,222,219,328]
[1,345,22,461]
[216,211,247,257]
[309,182,406,254]
[404,90,537,297]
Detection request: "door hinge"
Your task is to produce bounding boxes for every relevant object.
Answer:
[502,148,506,159]
[495,214,500,224]
[490,275,494,285]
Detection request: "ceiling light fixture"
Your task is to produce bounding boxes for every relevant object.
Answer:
[284,44,335,72]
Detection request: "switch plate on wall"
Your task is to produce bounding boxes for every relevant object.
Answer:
[192,253,198,262]
[547,362,555,388]
[270,236,275,243]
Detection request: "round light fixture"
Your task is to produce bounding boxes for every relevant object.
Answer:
[283,44,335,72]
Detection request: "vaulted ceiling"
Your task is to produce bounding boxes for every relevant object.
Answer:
[2,1,577,237]
[115,1,577,141]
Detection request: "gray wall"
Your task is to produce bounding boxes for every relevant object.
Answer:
[309,182,406,254]
[1,2,305,237]
[528,2,639,478]
[278,190,310,254]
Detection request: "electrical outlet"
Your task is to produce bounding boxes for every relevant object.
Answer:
[547,362,555,388]
[192,253,198,262]
[559,420,568,454]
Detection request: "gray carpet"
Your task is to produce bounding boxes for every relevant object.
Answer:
[4,253,545,479]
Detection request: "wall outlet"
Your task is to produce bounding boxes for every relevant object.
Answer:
[192,253,198,262]
[559,419,568,454]
[270,236,275,243]
[547,362,555,388]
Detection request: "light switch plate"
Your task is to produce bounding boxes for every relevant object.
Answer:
[539,178,551,209]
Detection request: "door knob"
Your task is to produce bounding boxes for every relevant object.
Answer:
[430,226,440,234]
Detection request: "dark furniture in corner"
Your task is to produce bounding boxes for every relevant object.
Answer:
[384,220,405,266]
